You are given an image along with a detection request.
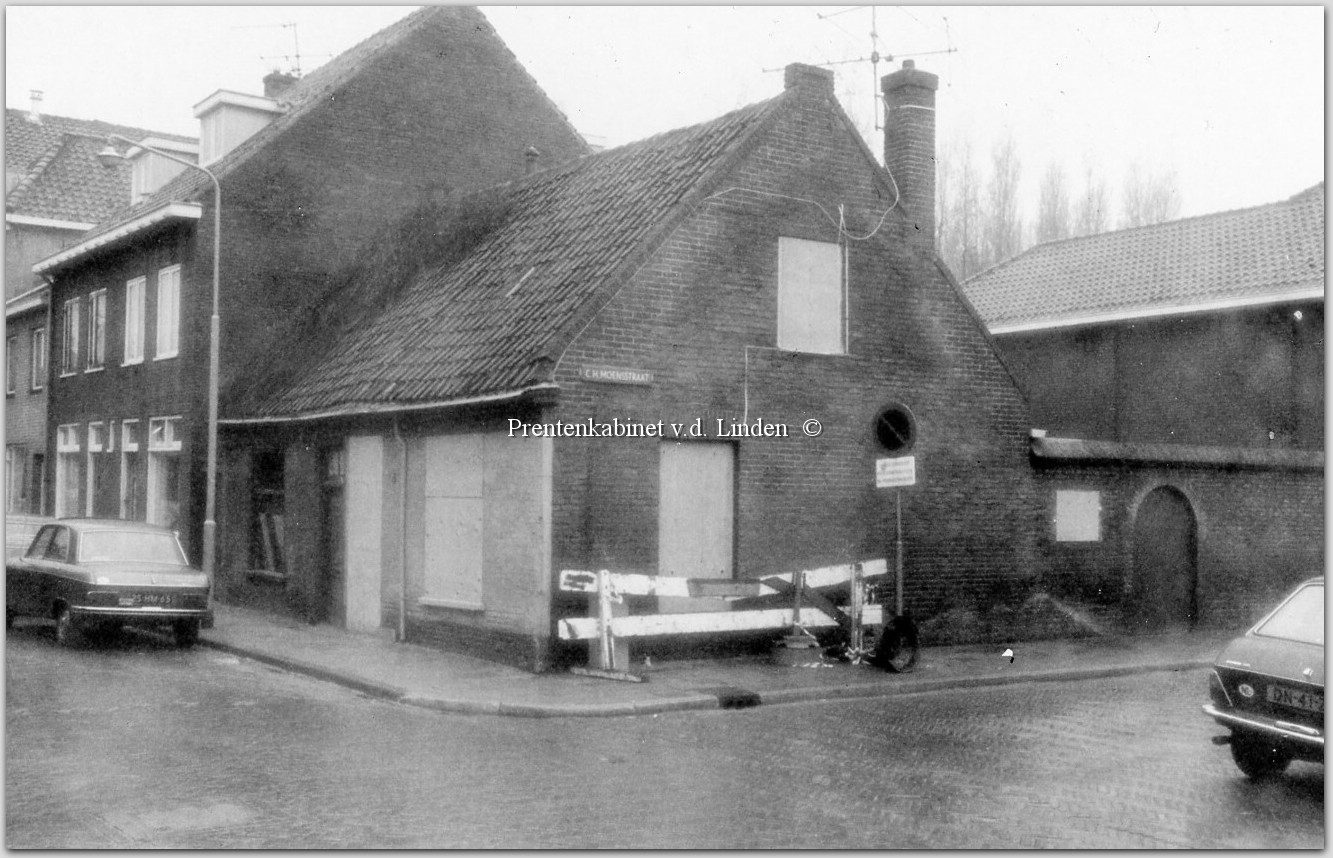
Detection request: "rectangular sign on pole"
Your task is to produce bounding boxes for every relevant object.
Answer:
[875,456,916,488]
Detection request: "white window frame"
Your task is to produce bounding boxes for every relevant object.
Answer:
[123,276,146,365]
[85,289,107,372]
[777,236,846,355]
[85,422,105,516]
[30,326,46,391]
[61,298,81,376]
[146,416,182,528]
[55,424,81,518]
[1055,489,1102,543]
[120,420,140,520]
[155,265,180,360]
[6,336,16,395]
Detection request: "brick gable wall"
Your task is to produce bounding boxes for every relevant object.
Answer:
[549,94,1037,629]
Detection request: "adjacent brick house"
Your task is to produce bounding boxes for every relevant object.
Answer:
[5,97,194,514]
[964,184,1325,631]
[219,61,1039,670]
[30,7,590,558]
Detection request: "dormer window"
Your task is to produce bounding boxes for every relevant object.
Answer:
[777,237,845,355]
[128,138,199,204]
[193,90,283,164]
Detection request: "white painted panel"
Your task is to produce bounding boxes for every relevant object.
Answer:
[778,236,843,354]
[658,442,733,613]
[422,434,484,608]
[425,433,483,498]
[344,436,384,632]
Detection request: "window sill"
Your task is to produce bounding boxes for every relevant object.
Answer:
[153,353,179,362]
[416,597,484,613]
[84,367,104,374]
[121,359,144,368]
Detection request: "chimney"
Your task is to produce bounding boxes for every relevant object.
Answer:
[263,70,298,100]
[26,90,43,124]
[784,62,835,100]
[524,146,541,175]
[881,59,939,247]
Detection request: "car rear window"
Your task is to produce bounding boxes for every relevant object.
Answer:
[78,531,187,566]
[1254,584,1324,646]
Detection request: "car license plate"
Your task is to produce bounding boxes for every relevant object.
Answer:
[117,593,177,608]
[1267,683,1324,714]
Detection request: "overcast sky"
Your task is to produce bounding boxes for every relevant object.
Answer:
[5,5,1324,223]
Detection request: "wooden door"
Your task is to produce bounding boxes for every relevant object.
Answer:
[1131,486,1198,631]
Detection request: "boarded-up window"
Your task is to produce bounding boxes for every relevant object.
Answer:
[422,434,484,609]
[1055,489,1101,542]
[778,237,843,354]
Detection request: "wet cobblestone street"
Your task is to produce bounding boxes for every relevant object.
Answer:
[5,622,1323,849]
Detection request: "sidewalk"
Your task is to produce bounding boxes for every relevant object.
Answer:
[200,603,1230,717]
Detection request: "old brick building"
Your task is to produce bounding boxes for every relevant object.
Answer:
[4,98,193,514]
[31,7,589,557]
[218,61,1039,669]
[964,184,1324,631]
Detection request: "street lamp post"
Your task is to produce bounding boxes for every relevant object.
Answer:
[99,136,221,581]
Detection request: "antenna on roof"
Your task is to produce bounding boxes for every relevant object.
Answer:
[765,6,956,132]
[234,21,330,78]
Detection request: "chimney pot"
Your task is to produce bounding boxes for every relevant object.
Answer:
[524,146,541,175]
[881,62,940,248]
[26,90,43,124]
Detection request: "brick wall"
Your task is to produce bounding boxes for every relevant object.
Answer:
[1032,459,1324,630]
[550,89,1037,630]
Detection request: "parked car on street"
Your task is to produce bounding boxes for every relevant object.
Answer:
[1203,577,1324,778]
[6,519,212,648]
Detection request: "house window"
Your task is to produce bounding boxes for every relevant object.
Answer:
[30,327,46,391]
[147,416,182,528]
[85,289,107,371]
[120,420,143,520]
[1055,489,1101,542]
[55,424,82,518]
[124,276,146,365]
[777,236,844,355]
[6,336,16,395]
[85,422,105,516]
[5,446,17,513]
[61,298,80,375]
[155,265,181,360]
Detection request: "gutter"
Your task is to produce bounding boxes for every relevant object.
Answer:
[32,202,203,274]
[219,383,561,426]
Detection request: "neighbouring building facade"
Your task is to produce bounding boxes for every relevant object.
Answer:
[216,61,1041,670]
[964,184,1325,631]
[30,7,590,563]
[5,97,194,514]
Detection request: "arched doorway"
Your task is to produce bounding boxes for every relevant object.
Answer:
[1130,486,1198,631]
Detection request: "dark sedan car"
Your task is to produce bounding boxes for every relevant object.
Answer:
[6,519,212,648]
[1203,577,1324,778]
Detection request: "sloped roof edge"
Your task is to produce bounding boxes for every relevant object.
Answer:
[1031,435,1323,471]
[33,202,202,274]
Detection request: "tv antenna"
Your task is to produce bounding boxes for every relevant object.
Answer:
[766,6,956,132]
[234,21,330,77]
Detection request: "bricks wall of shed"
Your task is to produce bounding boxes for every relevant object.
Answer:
[550,93,1038,625]
[1032,461,1324,630]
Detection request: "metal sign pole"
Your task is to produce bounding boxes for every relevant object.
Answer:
[895,489,904,616]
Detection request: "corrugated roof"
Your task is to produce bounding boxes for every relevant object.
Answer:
[4,109,194,224]
[69,6,584,247]
[242,95,784,420]
[963,183,1325,332]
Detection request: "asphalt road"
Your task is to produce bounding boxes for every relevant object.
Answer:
[5,619,1324,849]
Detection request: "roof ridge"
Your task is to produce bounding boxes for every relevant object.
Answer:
[6,136,69,206]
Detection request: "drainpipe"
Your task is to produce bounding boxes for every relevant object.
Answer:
[394,416,408,643]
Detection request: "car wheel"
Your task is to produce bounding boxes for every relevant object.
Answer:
[173,619,200,649]
[1230,735,1292,779]
[53,606,81,648]
[873,615,920,673]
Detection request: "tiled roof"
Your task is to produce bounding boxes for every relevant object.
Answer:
[74,6,583,245]
[963,183,1325,332]
[4,109,194,224]
[243,95,783,419]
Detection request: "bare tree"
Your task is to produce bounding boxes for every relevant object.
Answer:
[1120,161,1183,229]
[936,133,984,279]
[1034,162,1072,244]
[981,134,1023,269]
[1073,161,1111,237]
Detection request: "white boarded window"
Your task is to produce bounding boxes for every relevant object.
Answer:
[124,276,146,364]
[777,237,844,355]
[421,433,484,610]
[1055,490,1101,542]
[155,265,180,360]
